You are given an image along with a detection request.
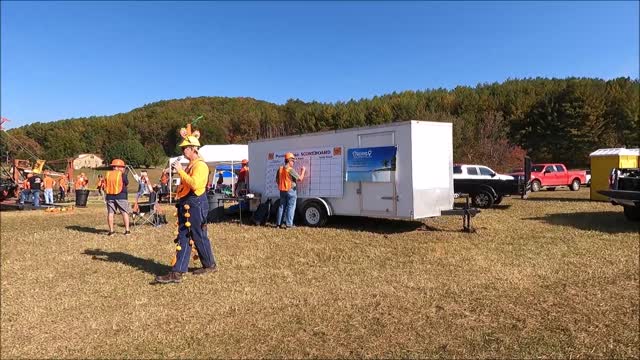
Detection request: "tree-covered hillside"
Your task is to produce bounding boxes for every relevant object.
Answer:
[3,77,638,171]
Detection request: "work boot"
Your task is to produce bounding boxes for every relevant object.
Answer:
[193,265,217,275]
[154,272,182,284]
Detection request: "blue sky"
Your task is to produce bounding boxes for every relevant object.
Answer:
[1,1,638,129]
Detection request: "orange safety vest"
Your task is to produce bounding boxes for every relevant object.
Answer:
[105,170,123,195]
[175,158,204,199]
[277,166,292,191]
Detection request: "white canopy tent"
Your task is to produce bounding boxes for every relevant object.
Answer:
[168,144,248,203]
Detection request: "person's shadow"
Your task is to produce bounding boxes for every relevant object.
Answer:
[66,225,110,234]
[83,249,171,276]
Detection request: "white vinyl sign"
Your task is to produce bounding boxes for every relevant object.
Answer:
[265,147,344,198]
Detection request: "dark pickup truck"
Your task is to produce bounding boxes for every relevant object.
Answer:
[453,164,526,208]
[598,167,640,221]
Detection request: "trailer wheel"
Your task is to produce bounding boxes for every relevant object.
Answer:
[623,206,640,221]
[302,201,328,227]
[494,195,503,205]
[531,180,541,192]
[570,179,580,191]
[472,191,494,209]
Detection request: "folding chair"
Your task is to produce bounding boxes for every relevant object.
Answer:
[132,192,160,227]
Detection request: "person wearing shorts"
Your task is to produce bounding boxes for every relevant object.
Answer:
[105,159,131,236]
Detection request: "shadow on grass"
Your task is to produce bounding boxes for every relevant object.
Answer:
[489,204,512,210]
[325,216,426,234]
[83,248,171,275]
[523,197,593,203]
[66,225,110,234]
[524,211,640,234]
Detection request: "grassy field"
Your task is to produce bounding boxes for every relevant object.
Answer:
[1,188,638,358]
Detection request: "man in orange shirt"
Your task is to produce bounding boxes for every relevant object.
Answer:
[43,171,56,205]
[58,175,68,202]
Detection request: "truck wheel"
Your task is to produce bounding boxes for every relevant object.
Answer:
[623,206,640,221]
[472,191,494,209]
[570,179,580,191]
[302,201,328,227]
[494,196,503,205]
[531,180,541,192]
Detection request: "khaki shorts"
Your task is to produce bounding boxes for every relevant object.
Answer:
[107,199,131,214]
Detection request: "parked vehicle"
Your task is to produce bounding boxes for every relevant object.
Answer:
[511,163,586,192]
[585,169,591,187]
[453,164,521,208]
[248,121,476,228]
[598,167,640,221]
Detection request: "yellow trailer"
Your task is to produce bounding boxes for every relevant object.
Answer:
[589,148,639,201]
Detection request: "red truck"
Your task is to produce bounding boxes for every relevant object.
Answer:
[523,163,587,192]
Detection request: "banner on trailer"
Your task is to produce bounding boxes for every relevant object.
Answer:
[345,146,397,182]
[265,147,344,198]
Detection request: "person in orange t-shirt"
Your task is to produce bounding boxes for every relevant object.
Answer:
[43,171,56,205]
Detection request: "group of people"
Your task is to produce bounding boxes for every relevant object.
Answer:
[212,159,250,197]
[19,170,73,207]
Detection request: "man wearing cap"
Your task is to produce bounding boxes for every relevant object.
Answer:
[155,135,217,284]
[275,152,305,229]
[234,159,249,196]
[105,159,131,236]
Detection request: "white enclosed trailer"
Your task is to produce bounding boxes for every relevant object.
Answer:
[248,120,459,227]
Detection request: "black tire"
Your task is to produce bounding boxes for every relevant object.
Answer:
[570,179,580,191]
[301,201,328,227]
[531,180,541,192]
[472,191,495,209]
[269,199,281,223]
[494,196,503,205]
[623,206,640,221]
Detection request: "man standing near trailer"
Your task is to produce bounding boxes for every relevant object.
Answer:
[275,152,306,229]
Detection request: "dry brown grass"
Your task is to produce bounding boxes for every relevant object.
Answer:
[1,188,638,359]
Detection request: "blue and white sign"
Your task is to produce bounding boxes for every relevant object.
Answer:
[346,146,397,182]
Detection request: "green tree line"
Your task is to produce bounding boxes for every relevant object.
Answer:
[2,77,638,171]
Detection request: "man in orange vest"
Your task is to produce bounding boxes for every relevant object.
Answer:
[43,171,56,205]
[105,159,131,236]
[275,152,306,229]
[155,134,217,284]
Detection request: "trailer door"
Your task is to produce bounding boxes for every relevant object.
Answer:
[358,132,397,216]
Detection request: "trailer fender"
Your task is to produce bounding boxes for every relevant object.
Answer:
[300,197,333,216]
[299,198,332,227]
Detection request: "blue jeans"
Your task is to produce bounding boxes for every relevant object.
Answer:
[172,195,217,273]
[31,189,41,208]
[44,189,54,204]
[276,189,297,227]
[19,189,31,204]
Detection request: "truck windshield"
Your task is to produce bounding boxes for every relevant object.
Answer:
[531,165,545,172]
